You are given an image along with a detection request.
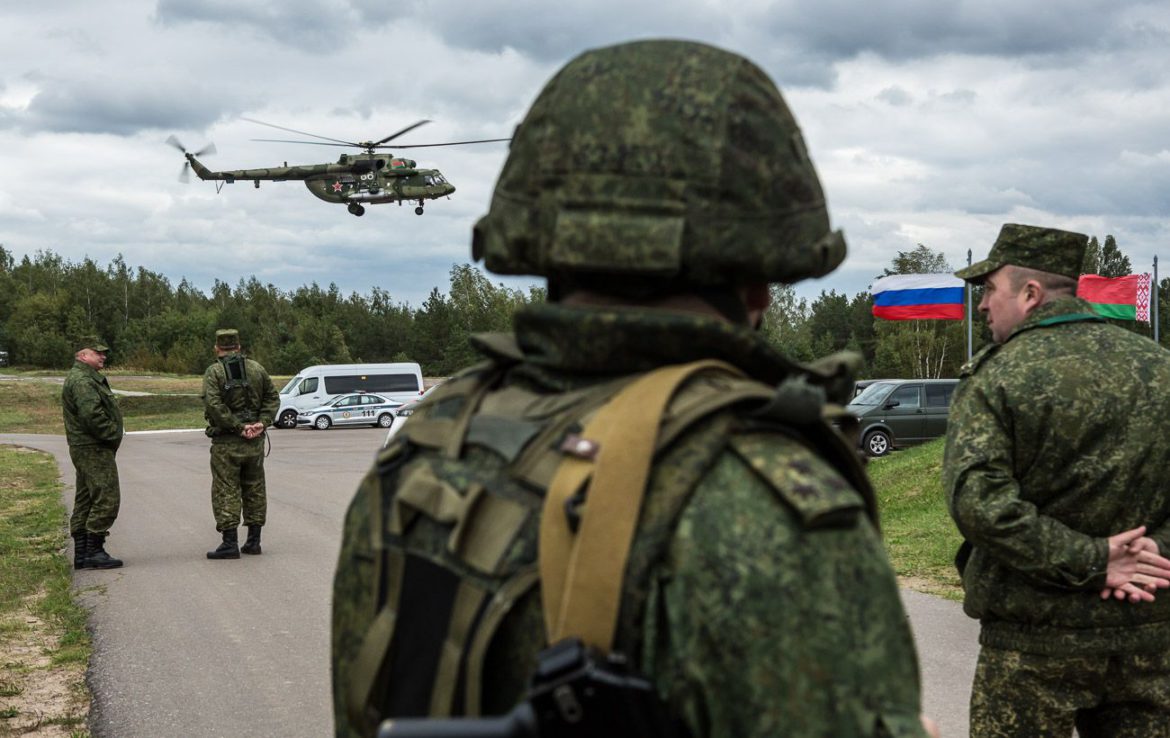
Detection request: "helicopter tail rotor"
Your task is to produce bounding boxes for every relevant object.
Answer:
[167,136,216,182]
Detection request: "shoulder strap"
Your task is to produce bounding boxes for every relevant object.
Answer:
[539,359,745,652]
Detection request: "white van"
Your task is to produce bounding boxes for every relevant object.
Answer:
[274,363,423,429]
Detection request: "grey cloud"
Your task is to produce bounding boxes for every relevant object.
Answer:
[765,0,1149,64]
[877,86,913,106]
[411,1,1167,89]
[407,1,726,62]
[11,79,235,135]
[154,0,410,52]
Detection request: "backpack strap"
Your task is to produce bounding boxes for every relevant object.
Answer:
[539,359,746,651]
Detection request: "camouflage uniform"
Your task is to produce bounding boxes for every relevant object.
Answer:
[945,226,1170,737]
[62,356,124,536]
[202,349,279,532]
[332,40,928,738]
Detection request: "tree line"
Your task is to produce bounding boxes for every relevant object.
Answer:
[0,237,1159,379]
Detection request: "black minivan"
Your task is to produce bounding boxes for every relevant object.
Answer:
[846,379,960,457]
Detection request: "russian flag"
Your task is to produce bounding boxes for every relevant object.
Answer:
[871,274,965,321]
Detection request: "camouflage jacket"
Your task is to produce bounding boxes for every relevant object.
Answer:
[332,303,927,738]
[202,355,279,441]
[944,297,1170,655]
[62,360,124,449]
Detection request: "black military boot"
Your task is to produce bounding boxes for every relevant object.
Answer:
[85,533,124,569]
[240,525,262,555]
[72,532,89,570]
[207,528,240,560]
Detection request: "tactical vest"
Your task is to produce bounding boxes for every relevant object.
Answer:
[219,354,259,424]
[345,343,876,735]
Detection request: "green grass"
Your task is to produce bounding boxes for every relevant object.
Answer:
[869,438,964,599]
[0,445,92,729]
[0,376,206,434]
[117,394,206,432]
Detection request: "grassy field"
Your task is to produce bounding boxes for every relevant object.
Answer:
[0,369,298,434]
[0,445,90,735]
[0,381,206,434]
[869,439,964,599]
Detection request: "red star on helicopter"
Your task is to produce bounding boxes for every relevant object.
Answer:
[331,181,344,192]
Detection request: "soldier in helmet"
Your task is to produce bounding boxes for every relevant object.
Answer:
[62,336,125,569]
[331,40,937,738]
[202,328,279,560]
[945,224,1170,737]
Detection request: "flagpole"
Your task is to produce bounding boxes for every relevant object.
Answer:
[967,249,973,360]
[1155,256,1160,345]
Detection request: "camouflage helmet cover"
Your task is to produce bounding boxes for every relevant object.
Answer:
[472,39,846,287]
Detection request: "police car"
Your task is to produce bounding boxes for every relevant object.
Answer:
[297,392,403,430]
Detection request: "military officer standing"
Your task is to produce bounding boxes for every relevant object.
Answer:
[946,224,1170,737]
[332,40,937,738]
[62,336,124,569]
[202,329,278,560]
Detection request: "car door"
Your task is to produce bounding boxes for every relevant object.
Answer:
[923,382,957,439]
[333,395,363,426]
[883,384,926,443]
[293,376,324,411]
[359,395,385,423]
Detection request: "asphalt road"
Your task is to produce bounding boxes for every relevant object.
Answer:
[1,428,980,738]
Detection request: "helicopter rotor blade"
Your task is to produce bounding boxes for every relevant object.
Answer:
[166,134,187,153]
[251,138,356,148]
[240,117,360,147]
[383,137,512,150]
[372,120,432,147]
[178,162,191,183]
[194,142,217,157]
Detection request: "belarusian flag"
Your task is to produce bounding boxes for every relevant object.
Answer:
[1077,274,1151,322]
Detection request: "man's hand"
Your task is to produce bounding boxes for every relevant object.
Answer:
[1101,526,1170,602]
[921,714,940,738]
[240,422,266,440]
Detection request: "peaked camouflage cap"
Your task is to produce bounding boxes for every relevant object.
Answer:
[76,336,109,353]
[472,39,846,287]
[956,223,1088,283]
[215,329,241,349]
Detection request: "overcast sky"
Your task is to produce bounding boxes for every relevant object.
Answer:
[3,1,1169,309]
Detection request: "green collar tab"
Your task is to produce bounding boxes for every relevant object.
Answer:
[1034,313,1106,327]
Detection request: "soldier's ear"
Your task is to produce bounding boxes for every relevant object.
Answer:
[1022,279,1045,308]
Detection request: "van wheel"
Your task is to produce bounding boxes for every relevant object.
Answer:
[277,410,298,429]
[314,415,332,430]
[376,413,394,428]
[864,430,892,457]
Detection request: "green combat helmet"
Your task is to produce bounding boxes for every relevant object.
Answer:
[472,39,847,290]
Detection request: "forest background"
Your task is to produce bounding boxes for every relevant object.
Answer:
[0,235,1153,379]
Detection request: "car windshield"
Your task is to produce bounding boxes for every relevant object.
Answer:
[849,382,897,406]
[279,376,301,395]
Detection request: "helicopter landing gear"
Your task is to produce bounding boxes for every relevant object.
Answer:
[348,203,366,217]
[415,200,425,216]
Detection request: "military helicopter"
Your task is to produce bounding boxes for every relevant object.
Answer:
[167,118,509,216]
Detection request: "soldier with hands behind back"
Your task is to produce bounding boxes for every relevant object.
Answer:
[332,40,938,738]
[946,224,1170,737]
[62,336,125,569]
[202,328,278,560]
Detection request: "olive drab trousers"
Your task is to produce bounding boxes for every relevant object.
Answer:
[209,438,267,532]
[69,445,120,536]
